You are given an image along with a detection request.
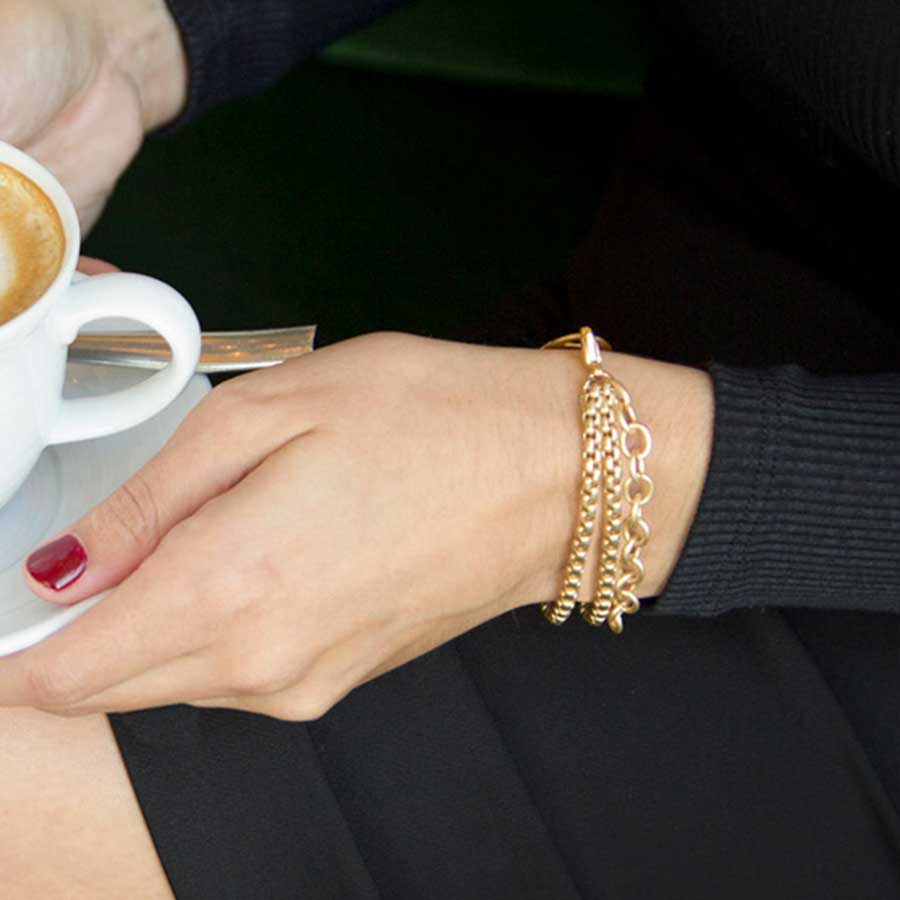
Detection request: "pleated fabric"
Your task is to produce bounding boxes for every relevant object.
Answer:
[111,610,900,899]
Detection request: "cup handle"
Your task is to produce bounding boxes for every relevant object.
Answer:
[45,273,201,445]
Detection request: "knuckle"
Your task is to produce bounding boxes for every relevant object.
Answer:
[189,374,293,448]
[231,668,273,696]
[353,330,415,357]
[44,705,88,720]
[182,379,250,439]
[350,332,430,389]
[24,659,86,708]
[223,653,295,698]
[207,375,255,411]
[156,516,203,567]
[93,471,161,551]
[294,694,332,722]
[275,692,332,723]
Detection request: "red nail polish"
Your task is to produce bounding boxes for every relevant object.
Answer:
[26,535,88,592]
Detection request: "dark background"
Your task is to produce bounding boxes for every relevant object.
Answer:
[83,62,633,347]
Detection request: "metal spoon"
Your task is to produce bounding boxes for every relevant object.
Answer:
[69,325,317,374]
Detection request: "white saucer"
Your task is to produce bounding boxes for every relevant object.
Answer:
[0,320,210,656]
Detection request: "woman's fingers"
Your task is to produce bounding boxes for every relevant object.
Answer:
[0,538,207,709]
[5,429,315,711]
[28,653,219,717]
[23,431,233,605]
[3,401,317,713]
[2,334,581,722]
[76,256,120,275]
[9,597,495,720]
[22,375,307,606]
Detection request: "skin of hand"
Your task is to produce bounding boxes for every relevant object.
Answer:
[0,0,187,232]
[0,274,714,720]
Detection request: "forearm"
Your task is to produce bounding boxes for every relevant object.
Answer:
[160,0,408,127]
[660,364,900,616]
[653,0,900,187]
[537,347,900,618]
[90,0,408,134]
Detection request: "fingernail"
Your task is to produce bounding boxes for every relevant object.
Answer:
[26,535,88,592]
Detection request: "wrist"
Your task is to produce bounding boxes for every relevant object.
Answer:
[97,0,188,131]
[536,347,714,607]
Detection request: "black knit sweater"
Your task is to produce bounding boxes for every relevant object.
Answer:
[162,0,900,618]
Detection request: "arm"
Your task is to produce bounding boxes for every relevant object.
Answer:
[0,0,187,229]
[651,0,900,189]
[0,0,404,229]
[636,0,900,614]
[163,0,409,127]
[656,364,900,616]
[540,348,900,618]
[3,329,895,719]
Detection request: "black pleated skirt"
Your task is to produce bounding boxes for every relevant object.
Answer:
[110,608,900,899]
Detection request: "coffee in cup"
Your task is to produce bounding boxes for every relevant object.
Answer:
[0,162,65,326]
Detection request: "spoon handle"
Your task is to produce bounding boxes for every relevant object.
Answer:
[69,325,317,373]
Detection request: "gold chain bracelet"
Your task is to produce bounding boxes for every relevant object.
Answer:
[541,327,654,633]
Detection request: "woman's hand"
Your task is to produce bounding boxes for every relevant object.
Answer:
[0,330,713,721]
[0,0,187,231]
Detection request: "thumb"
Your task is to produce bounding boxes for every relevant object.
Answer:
[22,381,286,605]
[77,256,120,276]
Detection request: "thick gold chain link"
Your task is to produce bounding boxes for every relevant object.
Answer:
[540,373,605,624]
[582,380,624,627]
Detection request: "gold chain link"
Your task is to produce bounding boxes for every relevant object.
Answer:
[582,380,624,627]
[541,328,654,633]
[540,371,605,624]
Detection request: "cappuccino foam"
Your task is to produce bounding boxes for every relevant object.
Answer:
[0,163,65,326]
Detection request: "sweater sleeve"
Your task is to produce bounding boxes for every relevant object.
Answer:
[656,364,900,616]
[643,1,900,616]
[652,0,900,190]
[162,0,406,127]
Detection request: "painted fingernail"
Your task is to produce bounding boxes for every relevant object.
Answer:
[26,535,88,592]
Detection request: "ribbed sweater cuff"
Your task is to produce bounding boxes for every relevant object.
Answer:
[656,363,900,617]
[162,0,405,129]
[162,0,219,128]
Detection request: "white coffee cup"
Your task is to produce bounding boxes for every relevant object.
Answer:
[0,141,201,509]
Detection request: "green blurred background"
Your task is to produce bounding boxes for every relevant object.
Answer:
[84,0,650,345]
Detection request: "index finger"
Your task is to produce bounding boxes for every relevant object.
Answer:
[0,536,204,710]
[77,257,120,275]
